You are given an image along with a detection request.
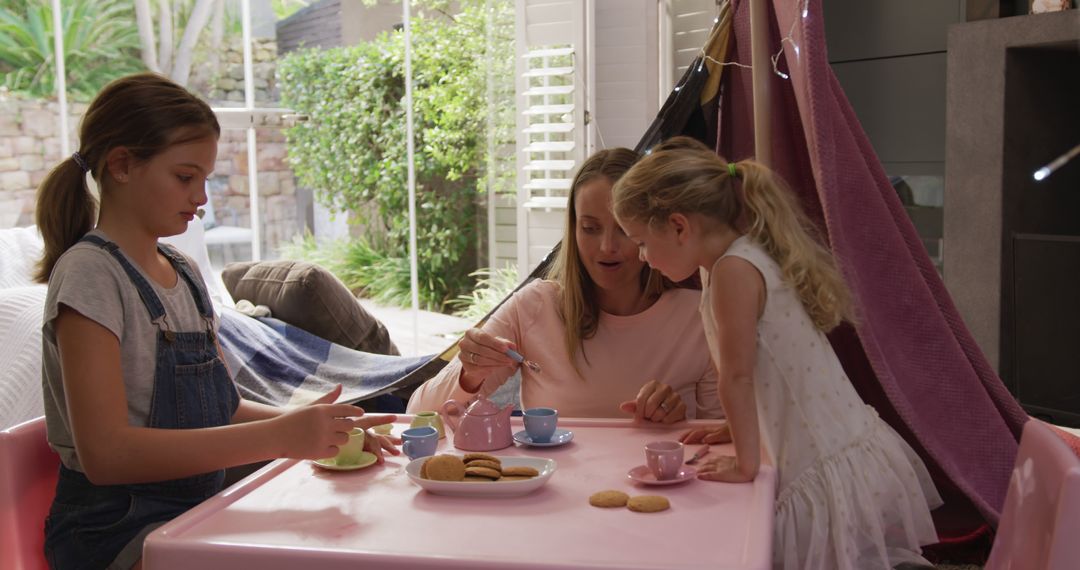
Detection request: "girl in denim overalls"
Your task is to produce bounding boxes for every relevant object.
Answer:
[34,73,400,570]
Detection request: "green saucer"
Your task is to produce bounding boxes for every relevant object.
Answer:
[311,451,378,471]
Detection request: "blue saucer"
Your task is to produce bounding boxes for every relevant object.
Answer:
[513,428,574,447]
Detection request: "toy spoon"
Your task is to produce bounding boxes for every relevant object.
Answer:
[685,444,710,465]
[505,348,542,373]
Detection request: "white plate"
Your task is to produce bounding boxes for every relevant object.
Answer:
[406,456,556,497]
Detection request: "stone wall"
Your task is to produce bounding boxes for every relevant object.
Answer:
[0,98,88,228]
[0,37,299,256]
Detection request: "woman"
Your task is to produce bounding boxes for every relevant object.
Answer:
[407,148,727,427]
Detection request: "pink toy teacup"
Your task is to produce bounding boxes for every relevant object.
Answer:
[645,440,684,480]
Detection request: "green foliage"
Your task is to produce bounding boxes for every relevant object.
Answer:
[278,0,514,311]
[278,233,450,311]
[449,266,521,322]
[272,0,311,20]
[0,0,143,99]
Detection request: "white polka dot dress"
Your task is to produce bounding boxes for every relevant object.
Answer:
[699,237,943,570]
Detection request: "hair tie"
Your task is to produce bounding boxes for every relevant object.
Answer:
[727,162,738,178]
[71,151,90,173]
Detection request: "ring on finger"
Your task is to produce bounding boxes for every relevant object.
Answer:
[659,401,670,412]
[469,352,478,364]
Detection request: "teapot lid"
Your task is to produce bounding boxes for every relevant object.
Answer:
[466,396,501,416]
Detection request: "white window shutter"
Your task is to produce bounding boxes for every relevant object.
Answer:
[515,0,587,276]
[662,0,718,93]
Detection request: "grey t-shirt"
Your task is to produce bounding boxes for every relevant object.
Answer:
[42,229,221,471]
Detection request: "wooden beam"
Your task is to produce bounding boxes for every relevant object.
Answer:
[750,0,771,167]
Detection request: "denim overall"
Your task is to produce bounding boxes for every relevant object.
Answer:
[44,235,240,570]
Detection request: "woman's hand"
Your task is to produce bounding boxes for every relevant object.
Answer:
[619,380,687,424]
[679,422,732,444]
[457,327,518,392]
[696,455,756,483]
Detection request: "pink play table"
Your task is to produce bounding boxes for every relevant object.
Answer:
[144,417,775,569]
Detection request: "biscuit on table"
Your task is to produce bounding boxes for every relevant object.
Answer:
[627,495,670,513]
[464,465,502,480]
[424,454,466,481]
[466,459,502,471]
[501,466,539,478]
[588,490,630,508]
[463,452,500,464]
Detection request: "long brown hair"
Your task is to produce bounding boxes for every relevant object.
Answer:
[613,137,854,331]
[546,148,671,366]
[34,72,220,283]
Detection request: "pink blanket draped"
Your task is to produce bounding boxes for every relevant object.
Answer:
[714,0,1028,534]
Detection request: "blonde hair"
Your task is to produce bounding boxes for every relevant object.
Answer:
[613,137,854,331]
[546,148,671,366]
[34,72,220,283]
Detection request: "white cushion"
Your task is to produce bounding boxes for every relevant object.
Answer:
[0,226,44,289]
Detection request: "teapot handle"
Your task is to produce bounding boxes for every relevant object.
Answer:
[441,399,462,433]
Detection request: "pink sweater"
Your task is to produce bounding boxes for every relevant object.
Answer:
[407,280,723,419]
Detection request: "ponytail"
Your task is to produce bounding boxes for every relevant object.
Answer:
[734,161,855,330]
[612,136,855,331]
[34,157,97,283]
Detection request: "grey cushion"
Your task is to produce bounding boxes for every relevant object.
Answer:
[222,260,399,356]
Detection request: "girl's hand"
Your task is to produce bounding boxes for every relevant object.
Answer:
[358,420,402,464]
[696,455,756,483]
[272,402,365,460]
[272,385,396,461]
[680,423,732,444]
[619,380,687,424]
[458,328,517,392]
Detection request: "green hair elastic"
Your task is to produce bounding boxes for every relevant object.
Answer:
[728,162,738,178]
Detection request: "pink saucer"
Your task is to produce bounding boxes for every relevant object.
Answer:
[627,464,697,486]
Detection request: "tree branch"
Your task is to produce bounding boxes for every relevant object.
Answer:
[170,0,217,86]
[133,0,159,72]
[158,0,174,73]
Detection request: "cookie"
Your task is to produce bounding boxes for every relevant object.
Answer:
[423,454,466,481]
[502,466,539,478]
[466,459,502,471]
[463,475,492,482]
[464,466,502,480]
[627,495,670,513]
[420,458,429,479]
[463,452,500,464]
[588,490,629,508]
[499,476,532,481]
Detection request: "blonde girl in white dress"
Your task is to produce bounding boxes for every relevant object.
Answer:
[612,137,942,570]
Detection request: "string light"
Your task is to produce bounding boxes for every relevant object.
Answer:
[770,0,809,79]
[698,0,810,80]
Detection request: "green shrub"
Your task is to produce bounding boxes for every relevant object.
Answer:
[277,233,450,310]
[449,266,522,322]
[278,0,514,311]
[0,0,143,99]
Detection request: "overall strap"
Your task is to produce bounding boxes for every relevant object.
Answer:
[157,244,214,320]
[79,234,168,324]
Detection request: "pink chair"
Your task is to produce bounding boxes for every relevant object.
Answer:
[985,420,1080,570]
[0,416,59,570]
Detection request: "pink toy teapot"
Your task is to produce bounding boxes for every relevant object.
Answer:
[441,396,514,451]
